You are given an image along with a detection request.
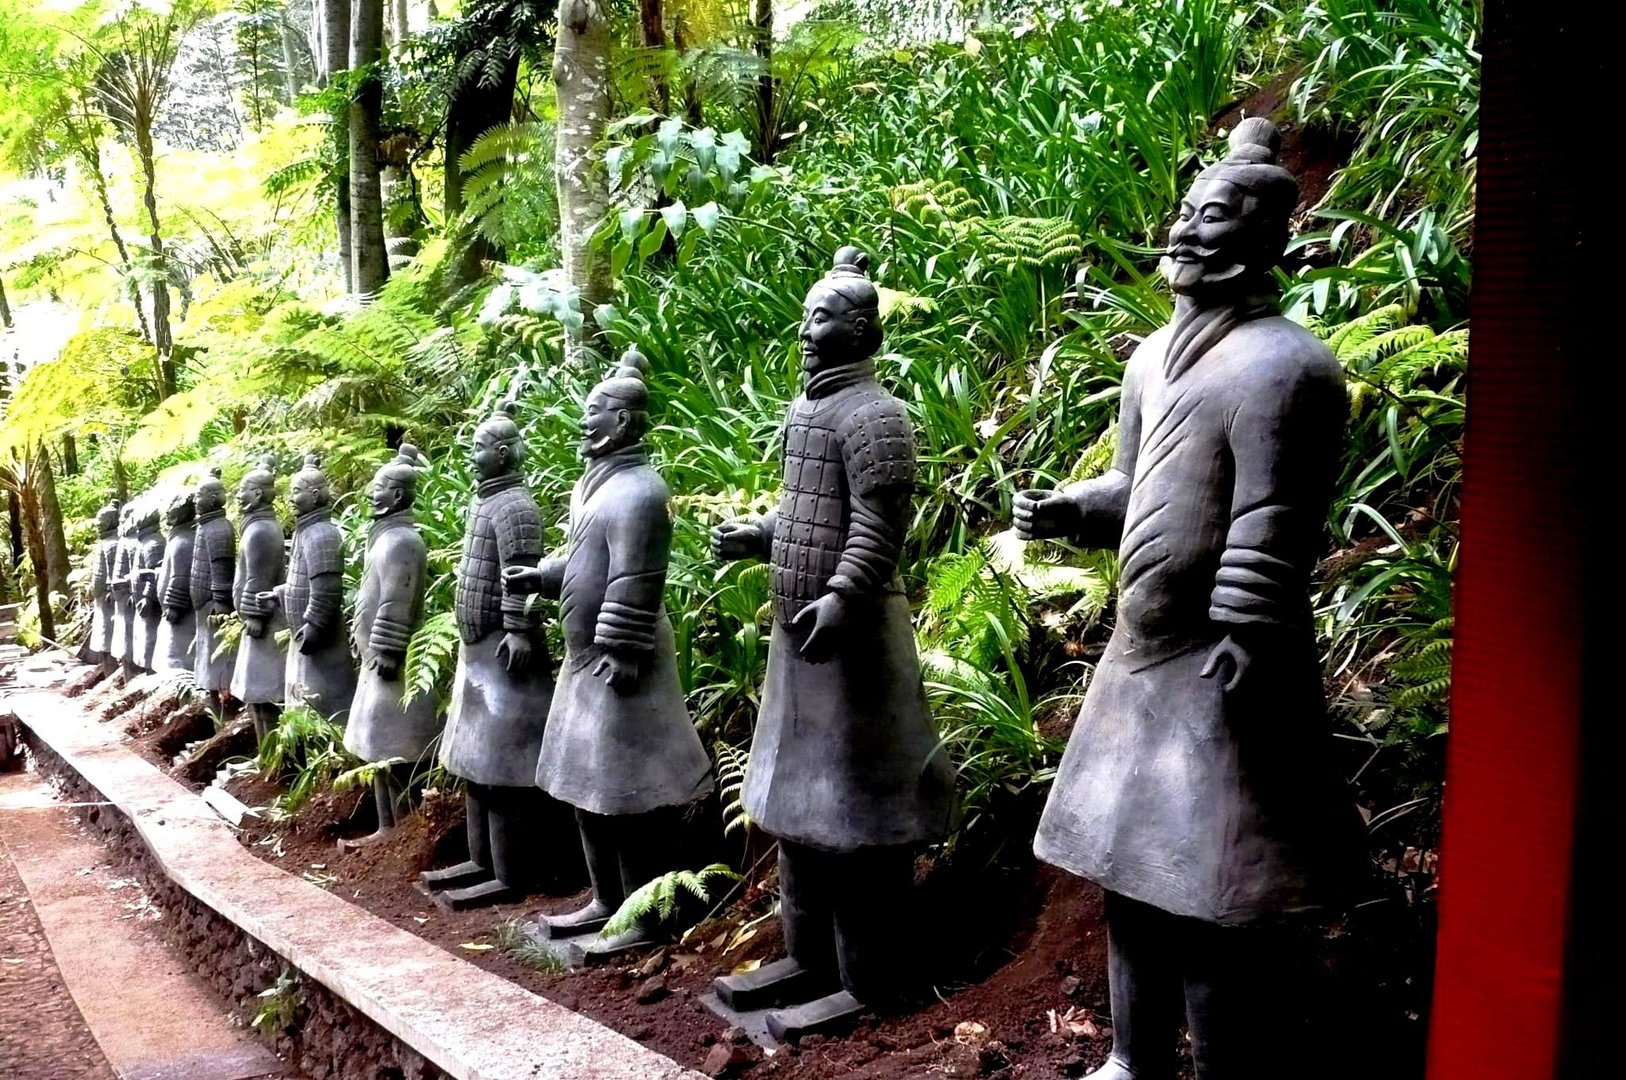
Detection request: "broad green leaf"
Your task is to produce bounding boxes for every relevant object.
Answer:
[660,200,688,239]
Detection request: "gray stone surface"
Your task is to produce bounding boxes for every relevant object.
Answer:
[10,677,703,1080]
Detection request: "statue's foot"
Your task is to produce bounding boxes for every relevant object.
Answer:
[1081,1056,1137,1080]
[418,860,491,892]
[431,878,518,912]
[581,924,653,959]
[713,957,839,1013]
[335,826,395,854]
[538,898,614,939]
[764,989,865,1043]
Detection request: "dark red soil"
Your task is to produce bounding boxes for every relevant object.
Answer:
[221,766,1120,1080]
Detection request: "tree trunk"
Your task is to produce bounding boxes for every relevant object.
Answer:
[444,51,521,223]
[639,0,670,114]
[18,477,54,643]
[74,126,152,344]
[390,0,409,55]
[32,444,70,603]
[350,0,390,295]
[61,434,78,476]
[672,16,704,127]
[322,0,354,292]
[554,0,613,363]
[0,275,10,329]
[112,454,129,505]
[752,0,775,163]
[132,108,177,398]
[280,18,302,101]
[6,489,21,570]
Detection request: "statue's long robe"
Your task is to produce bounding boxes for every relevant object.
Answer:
[533,448,712,816]
[1033,306,1364,925]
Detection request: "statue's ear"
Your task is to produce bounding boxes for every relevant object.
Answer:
[496,442,512,465]
[615,407,632,434]
[851,314,870,338]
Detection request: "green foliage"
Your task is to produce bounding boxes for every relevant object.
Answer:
[252,967,301,1036]
[258,704,358,817]
[600,863,742,939]
[492,918,566,973]
[404,610,460,707]
[715,740,751,837]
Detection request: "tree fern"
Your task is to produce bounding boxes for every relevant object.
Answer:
[715,740,752,837]
[600,863,742,939]
[404,610,459,706]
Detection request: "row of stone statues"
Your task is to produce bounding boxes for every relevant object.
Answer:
[78,119,1354,1075]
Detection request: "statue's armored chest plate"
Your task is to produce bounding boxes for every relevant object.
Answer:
[772,390,861,619]
[455,483,542,642]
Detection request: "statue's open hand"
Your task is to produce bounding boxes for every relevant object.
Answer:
[1012,489,1082,542]
[502,565,545,596]
[163,604,184,625]
[495,632,532,674]
[591,651,639,692]
[365,648,401,682]
[138,597,161,620]
[711,520,760,562]
[789,592,846,664]
[1199,633,1250,693]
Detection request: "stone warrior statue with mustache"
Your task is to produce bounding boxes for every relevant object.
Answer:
[1012,118,1362,1079]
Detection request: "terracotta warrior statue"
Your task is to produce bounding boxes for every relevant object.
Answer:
[506,349,713,950]
[709,248,957,1041]
[153,492,197,676]
[190,468,238,718]
[424,402,560,910]
[130,503,165,672]
[279,454,355,720]
[89,503,120,672]
[110,505,139,677]
[231,456,289,744]
[1011,119,1361,1080]
[342,443,438,850]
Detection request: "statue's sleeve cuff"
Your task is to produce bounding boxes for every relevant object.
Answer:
[594,601,658,653]
[369,618,412,654]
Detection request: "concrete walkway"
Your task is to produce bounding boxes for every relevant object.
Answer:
[1,768,283,1080]
[6,658,703,1080]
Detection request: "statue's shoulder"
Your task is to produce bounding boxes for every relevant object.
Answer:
[836,383,910,437]
[1229,315,1342,390]
[602,463,671,515]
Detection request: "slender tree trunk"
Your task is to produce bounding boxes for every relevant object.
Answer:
[32,444,70,602]
[350,0,390,295]
[444,51,521,222]
[18,478,55,643]
[554,0,613,362]
[6,490,22,578]
[390,0,409,55]
[61,435,78,476]
[133,112,177,398]
[322,0,355,292]
[672,16,704,127]
[0,275,10,328]
[75,130,152,344]
[280,18,302,99]
[112,454,129,505]
[639,0,670,114]
[752,0,775,163]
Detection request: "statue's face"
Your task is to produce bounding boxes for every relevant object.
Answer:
[238,480,269,513]
[799,283,871,374]
[289,475,326,516]
[1162,176,1252,296]
[471,427,514,481]
[579,388,631,459]
[196,483,222,515]
[98,508,119,534]
[368,473,408,517]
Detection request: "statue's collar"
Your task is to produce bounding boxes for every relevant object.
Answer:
[294,506,332,529]
[1164,291,1278,381]
[803,358,877,400]
[196,507,226,524]
[477,473,524,498]
[368,509,414,542]
[579,445,647,503]
[240,506,279,527]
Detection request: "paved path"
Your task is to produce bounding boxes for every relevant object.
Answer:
[0,771,117,1079]
[0,767,285,1080]
[8,657,705,1080]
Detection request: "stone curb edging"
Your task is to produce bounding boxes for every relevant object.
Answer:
[10,686,704,1080]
